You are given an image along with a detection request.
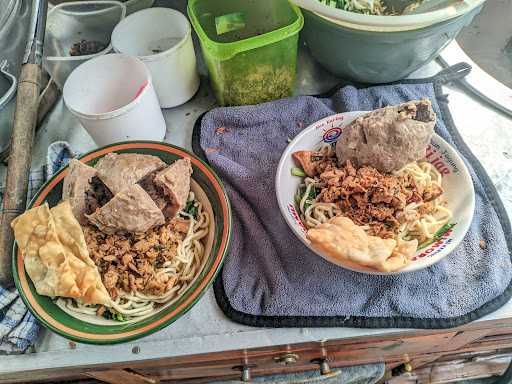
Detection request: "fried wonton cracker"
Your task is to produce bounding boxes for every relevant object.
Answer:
[12,201,111,305]
[307,216,417,272]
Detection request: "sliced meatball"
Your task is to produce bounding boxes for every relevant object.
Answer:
[84,176,114,216]
[62,159,97,224]
[94,153,166,195]
[86,184,165,234]
[138,170,174,218]
[154,158,193,219]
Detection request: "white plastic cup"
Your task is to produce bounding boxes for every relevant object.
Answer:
[63,53,166,146]
[111,7,200,108]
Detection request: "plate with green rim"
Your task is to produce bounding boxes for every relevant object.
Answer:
[12,141,231,345]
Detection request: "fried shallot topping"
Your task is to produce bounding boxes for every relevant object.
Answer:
[83,218,189,300]
[317,160,442,239]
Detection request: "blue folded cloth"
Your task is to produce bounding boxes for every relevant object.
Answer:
[0,141,76,352]
[196,79,512,328]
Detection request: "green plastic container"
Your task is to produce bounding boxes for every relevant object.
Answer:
[188,0,304,106]
[302,7,482,84]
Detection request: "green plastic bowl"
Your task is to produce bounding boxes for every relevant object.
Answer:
[13,141,231,344]
[188,0,304,106]
[302,6,482,84]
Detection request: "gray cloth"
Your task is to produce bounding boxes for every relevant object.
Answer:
[198,81,512,324]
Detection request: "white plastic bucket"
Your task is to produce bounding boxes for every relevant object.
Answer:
[63,54,166,146]
[111,8,200,108]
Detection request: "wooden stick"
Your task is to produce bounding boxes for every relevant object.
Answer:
[0,64,42,287]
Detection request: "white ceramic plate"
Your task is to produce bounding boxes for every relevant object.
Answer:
[275,111,475,275]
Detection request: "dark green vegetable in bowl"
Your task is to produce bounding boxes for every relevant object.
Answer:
[315,0,425,15]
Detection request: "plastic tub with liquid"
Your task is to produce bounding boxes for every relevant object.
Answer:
[188,0,303,106]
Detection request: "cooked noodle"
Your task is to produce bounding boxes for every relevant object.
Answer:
[394,162,452,245]
[59,192,210,323]
[297,154,452,248]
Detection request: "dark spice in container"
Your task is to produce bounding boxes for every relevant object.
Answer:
[69,40,107,56]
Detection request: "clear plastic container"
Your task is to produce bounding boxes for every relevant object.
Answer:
[0,0,21,41]
[188,0,304,106]
[43,1,126,89]
[49,0,154,16]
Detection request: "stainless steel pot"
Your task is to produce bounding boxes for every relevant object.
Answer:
[0,0,32,160]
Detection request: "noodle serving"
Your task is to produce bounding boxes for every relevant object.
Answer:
[12,153,215,324]
[295,143,452,249]
[58,192,211,322]
[288,100,455,272]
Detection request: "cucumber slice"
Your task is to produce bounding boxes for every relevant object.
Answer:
[215,12,246,36]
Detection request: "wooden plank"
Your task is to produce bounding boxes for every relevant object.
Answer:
[83,370,157,384]
[428,329,490,352]
[135,361,350,383]
[456,338,512,354]
[476,326,512,337]
[0,335,461,382]
[387,354,512,384]
[1,321,511,383]
[435,349,512,363]
[135,333,455,380]
[0,373,86,384]
[134,334,459,381]
[409,354,444,370]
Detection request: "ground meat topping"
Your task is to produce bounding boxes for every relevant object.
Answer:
[423,183,443,202]
[84,220,185,299]
[316,160,439,239]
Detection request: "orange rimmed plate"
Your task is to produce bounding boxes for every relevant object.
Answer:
[13,141,231,344]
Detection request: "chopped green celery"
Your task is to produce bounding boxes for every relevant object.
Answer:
[434,223,455,238]
[183,200,198,219]
[291,167,306,177]
[417,223,456,250]
[303,186,318,210]
[296,185,318,211]
[112,313,126,322]
[294,190,302,206]
[215,12,245,36]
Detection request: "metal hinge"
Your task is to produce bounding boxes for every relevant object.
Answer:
[274,353,299,365]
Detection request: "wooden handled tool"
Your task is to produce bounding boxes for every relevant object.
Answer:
[0,0,48,287]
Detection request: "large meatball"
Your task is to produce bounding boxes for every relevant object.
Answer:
[335,99,436,173]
